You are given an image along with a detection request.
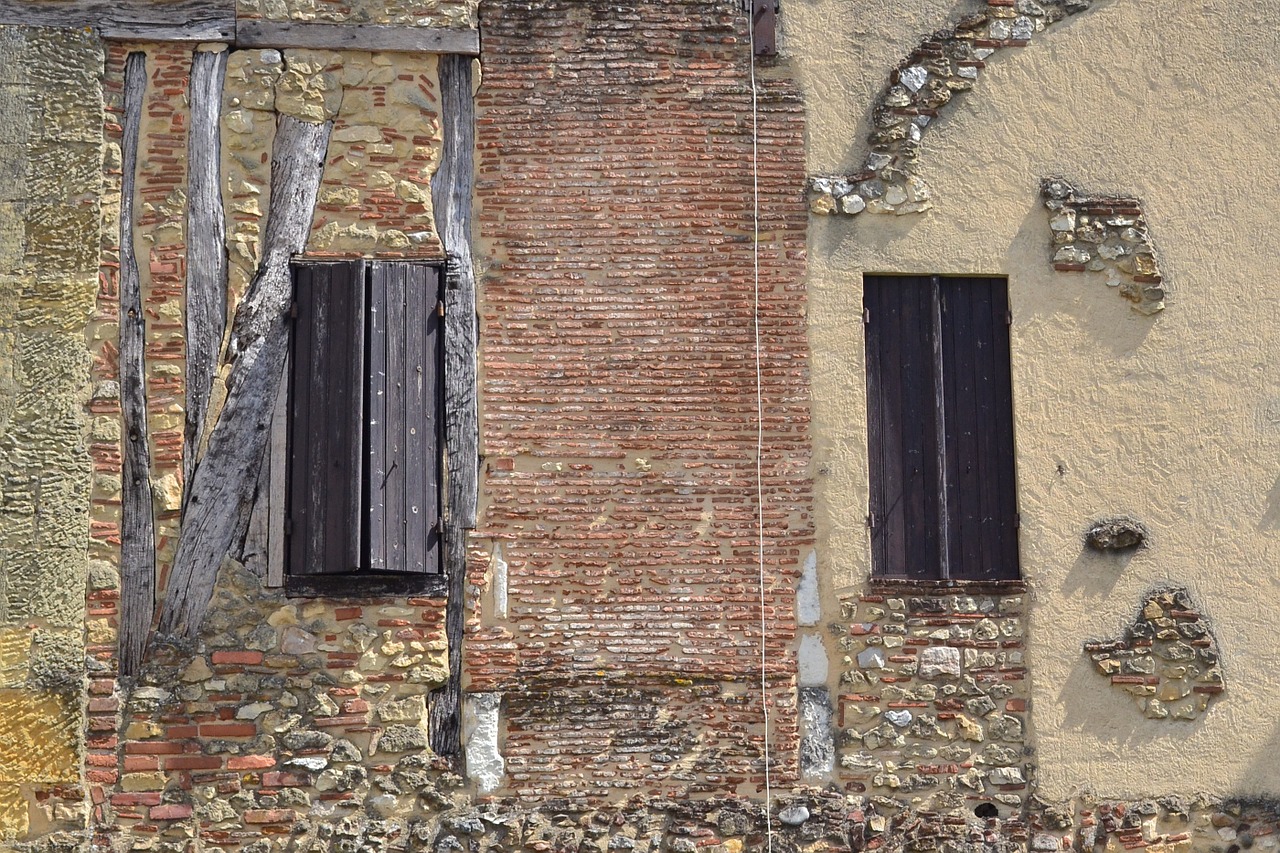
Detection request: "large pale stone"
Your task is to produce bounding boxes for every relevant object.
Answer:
[919,646,961,678]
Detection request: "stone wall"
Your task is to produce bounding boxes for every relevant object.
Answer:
[0,25,102,840]
[832,589,1030,818]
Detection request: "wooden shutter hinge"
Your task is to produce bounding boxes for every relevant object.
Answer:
[288,300,298,319]
[866,512,876,529]
[433,517,444,534]
[1006,310,1013,326]
[1014,512,1021,529]
[437,300,445,318]
[863,307,871,325]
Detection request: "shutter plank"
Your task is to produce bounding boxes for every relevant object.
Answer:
[289,262,365,576]
[989,284,1021,580]
[386,265,408,568]
[288,265,314,578]
[863,283,890,578]
[404,266,429,574]
[367,263,389,570]
[868,281,907,576]
[897,278,939,579]
[969,279,1002,580]
[947,279,982,577]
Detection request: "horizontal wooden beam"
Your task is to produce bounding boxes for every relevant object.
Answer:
[0,0,234,41]
[236,20,479,54]
[0,3,480,52]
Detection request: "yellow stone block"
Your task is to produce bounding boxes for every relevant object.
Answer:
[0,783,28,837]
[120,772,167,792]
[0,629,30,688]
[0,692,78,783]
[125,721,162,740]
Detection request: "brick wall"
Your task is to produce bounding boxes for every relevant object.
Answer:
[470,0,812,799]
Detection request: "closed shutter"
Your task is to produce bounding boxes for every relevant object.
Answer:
[864,275,1019,581]
[367,262,443,575]
[939,278,1019,581]
[287,261,367,577]
[864,276,943,579]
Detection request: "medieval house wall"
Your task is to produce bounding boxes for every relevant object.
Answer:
[791,0,1280,803]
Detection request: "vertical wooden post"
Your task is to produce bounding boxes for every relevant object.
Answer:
[118,51,155,676]
[183,48,228,497]
[156,116,332,641]
[428,53,478,756]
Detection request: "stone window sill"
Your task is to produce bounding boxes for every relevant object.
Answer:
[867,577,1026,596]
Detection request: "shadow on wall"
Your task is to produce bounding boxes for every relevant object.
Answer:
[1258,474,1280,532]
[1056,652,1212,749]
[1238,718,1280,794]
[1012,201,1159,358]
[1060,545,1139,599]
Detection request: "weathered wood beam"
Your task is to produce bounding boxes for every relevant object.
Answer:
[0,0,234,41]
[428,53,478,757]
[237,20,480,55]
[118,52,155,678]
[155,115,332,641]
[183,48,228,504]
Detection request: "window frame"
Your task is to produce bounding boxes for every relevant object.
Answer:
[863,274,1022,585]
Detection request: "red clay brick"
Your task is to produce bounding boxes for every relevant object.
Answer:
[197,723,257,738]
[227,755,276,771]
[164,756,223,771]
[210,651,264,665]
[149,804,193,821]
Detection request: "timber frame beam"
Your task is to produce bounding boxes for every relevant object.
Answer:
[0,1,480,53]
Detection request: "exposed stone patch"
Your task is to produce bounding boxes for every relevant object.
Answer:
[1041,178,1166,314]
[1084,587,1223,720]
[808,0,1100,216]
[834,590,1030,815]
[1085,516,1147,551]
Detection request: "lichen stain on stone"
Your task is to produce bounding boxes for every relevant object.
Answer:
[1084,587,1223,720]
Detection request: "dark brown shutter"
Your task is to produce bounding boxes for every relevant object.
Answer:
[939,278,1019,581]
[367,262,443,574]
[864,276,943,579]
[864,275,1020,581]
[287,261,367,576]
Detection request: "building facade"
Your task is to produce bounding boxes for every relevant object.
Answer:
[0,0,1275,850]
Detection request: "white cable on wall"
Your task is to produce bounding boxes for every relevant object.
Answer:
[747,5,775,850]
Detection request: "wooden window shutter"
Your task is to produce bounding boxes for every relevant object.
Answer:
[864,275,1020,581]
[367,262,444,575]
[864,276,943,579]
[287,261,367,576]
[938,278,1019,581]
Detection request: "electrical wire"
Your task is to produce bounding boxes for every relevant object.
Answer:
[746,5,775,850]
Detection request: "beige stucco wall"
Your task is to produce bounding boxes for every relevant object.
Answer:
[790,0,1280,801]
